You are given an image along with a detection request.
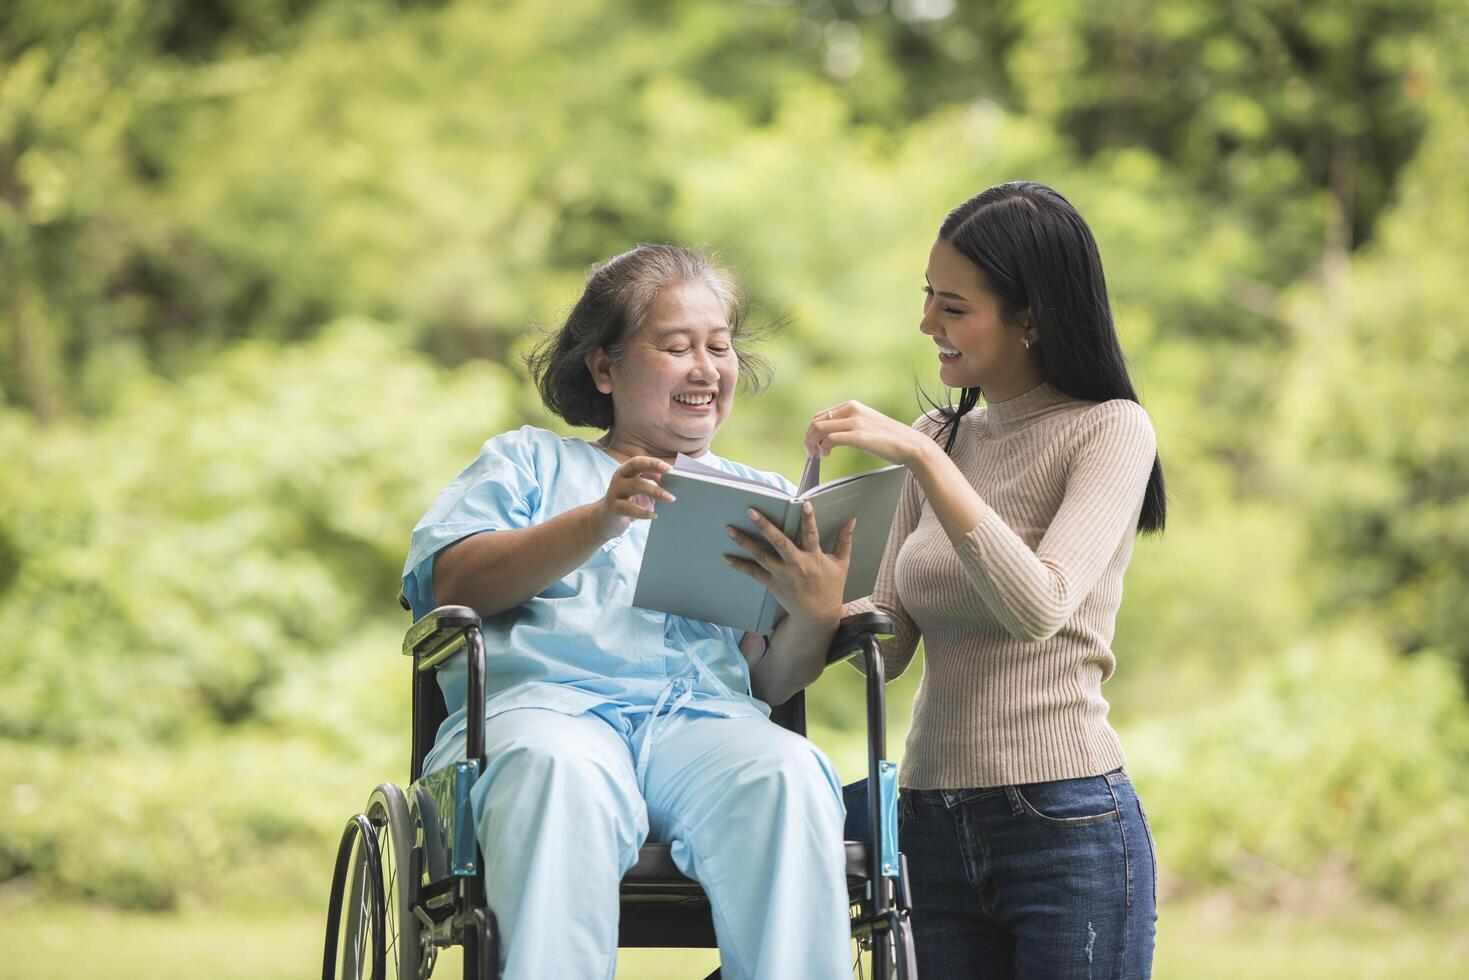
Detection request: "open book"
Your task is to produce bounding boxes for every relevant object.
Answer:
[632,453,906,634]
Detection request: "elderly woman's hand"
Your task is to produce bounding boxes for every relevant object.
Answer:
[595,456,676,540]
[724,503,854,627]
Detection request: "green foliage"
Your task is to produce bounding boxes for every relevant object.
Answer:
[1275,28,1469,678]
[1128,629,1469,912]
[0,328,510,906]
[0,323,511,747]
[0,616,429,911]
[1,0,1467,919]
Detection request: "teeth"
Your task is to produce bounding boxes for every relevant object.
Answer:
[938,347,960,356]
[673,393,715,405]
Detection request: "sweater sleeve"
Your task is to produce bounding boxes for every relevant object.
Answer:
[955,400,1156,643]
[846,420,933,680]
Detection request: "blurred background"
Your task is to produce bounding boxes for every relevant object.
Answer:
[2,0,1467,976]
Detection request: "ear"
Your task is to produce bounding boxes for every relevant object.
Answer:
[1019,310,1039,347]
[586,349,614,395]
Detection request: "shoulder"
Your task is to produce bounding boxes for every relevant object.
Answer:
[1069,399,1156,455]
[476,424,579,465]
[908,408,961,439]
[451,425,581,492]
[480,423,560,453]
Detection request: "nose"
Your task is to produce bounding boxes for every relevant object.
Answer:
[689,348,717,382]
[918,306,939,336]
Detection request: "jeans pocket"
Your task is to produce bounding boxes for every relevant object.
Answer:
[1010,775,1120,826]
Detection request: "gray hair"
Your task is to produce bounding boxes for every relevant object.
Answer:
[526,244,772,429]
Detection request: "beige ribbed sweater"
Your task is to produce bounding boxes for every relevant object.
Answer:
[851,382,1157,789]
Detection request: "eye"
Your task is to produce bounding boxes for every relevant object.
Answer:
[664,346,690,355]
[708,345,732,355]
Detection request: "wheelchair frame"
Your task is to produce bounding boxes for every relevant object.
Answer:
[322,603,917,979]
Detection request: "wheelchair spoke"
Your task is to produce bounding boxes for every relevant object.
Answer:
[355,872,371,976]
[329,786,419,980]
[378,821,400,974]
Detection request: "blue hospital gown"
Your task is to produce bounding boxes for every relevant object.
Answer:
[400,425,853,980]
[402,425,795,769]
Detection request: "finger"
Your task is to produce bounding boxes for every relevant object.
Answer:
[723,554,773,587]
[803,422,824,457]
[745,507,798,561]
[809,415,855,437]
[621,455,672,476]
[804,416,836,455]
[816,429,853,455]
[833,517,857,561]
[626,476,675,503]
[726,526,779,568]
[798,501,820,551]
[617,496,658,520]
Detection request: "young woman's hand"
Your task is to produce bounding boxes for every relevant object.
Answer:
[594,456,675,540]
[805,400,932,466]
[724,504,854,627]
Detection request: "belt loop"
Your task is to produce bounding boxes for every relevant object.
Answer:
[1003,785,1025,817]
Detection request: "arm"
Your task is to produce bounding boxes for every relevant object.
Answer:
[432,455,674,617]
[941,403,1156,641]
[748,611,843,706]
[808,399,1157,643]
[845,466,925,678]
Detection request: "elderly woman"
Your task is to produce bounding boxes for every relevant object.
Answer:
[401,245,854,980]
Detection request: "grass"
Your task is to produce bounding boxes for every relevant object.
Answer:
[1,895,1464,979]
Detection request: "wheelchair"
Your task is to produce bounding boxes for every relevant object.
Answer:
[321,599,918,979]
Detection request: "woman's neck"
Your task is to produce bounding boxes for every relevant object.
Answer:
[978,363,1046,404]
[594,428,710,464]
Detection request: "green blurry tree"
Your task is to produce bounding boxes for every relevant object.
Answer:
[1276,24,1469,677]
[1,0,1467,916]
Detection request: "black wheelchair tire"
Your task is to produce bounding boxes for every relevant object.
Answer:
[335,784,423,980]
[366,783,424,980]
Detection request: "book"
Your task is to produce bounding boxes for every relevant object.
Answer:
[632,452,907,634]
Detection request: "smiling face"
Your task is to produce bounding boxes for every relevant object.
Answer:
[588,279,738,459]
[921,238,1041,399]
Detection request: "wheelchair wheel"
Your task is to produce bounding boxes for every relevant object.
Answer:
[330,783,424,980]
[854,914,915,980]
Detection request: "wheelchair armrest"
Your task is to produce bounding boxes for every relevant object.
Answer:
[404,605,487,777]
[402,605,481,665]
[823,612,894,667]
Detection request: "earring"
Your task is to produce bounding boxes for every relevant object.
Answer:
[1023,338,1032,350]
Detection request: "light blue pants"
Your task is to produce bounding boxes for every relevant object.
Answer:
[467,706,852,979]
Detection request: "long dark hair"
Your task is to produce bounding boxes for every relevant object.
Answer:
[928,181,1166,533]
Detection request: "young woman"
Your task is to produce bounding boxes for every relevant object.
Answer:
[801,181,1166,978]
[402,245,856,979]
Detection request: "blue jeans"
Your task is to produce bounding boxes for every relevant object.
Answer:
[900,769,1157,979]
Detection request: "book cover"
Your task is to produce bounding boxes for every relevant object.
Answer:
[632,457,906,634]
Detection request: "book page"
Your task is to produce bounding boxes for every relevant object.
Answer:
[673,453,787,494]
[808,464,900,497]
[797,455,821,496]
